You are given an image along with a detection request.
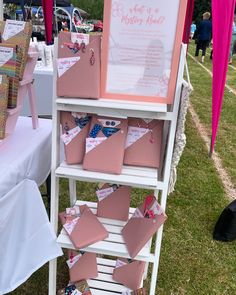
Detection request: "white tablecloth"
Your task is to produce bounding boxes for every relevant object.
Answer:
[0,116,52,198]
[21,66,53,116]
[0,116,63,294]
[0,179,62,294]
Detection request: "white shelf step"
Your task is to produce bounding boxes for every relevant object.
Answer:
[56,97,169,121]
[56,162,163,190]
[88,257,140,294]
[57,200,155,262]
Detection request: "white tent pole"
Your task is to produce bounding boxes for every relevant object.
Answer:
[0,0,3,21]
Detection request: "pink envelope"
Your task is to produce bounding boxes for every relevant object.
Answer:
[64,204,109,249]
[60,111,91,164]
[83,115,128,174]
[67,251,98,283]
[124,118,164,168]
[57,31,101,99]
[122,195,167,259]
[97,184,131,221]
[112,258,145,290]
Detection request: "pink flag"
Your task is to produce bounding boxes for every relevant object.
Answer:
[182,0,195,44]
[211,0,236,153]
[42,0,53,45]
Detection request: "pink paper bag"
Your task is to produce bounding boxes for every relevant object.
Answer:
[124,118,164,168]
[122,195,167,259]
[96,184,131,221]
[63,204,108,249]
[83,115,128,174]
[57,31,101,99]
[67,251,98,283]
[113,258,145,290]
[60,112,91,164]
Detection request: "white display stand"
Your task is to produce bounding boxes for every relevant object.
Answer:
[48,38,187,294]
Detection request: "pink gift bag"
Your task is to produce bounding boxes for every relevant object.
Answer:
[122,195,167,259]
[96,184,131,221]
[83,115,128,174]
[113,258,145,290]
[66,251,98,283]
[63,204,108,249]
[60,112,91,164]
[124,118,164,168]
[57,31,101,99]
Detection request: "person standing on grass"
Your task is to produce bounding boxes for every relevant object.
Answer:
[194,12,212,63]
[229,15,236,64]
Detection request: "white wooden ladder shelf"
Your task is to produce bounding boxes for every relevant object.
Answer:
[48,43,187,295]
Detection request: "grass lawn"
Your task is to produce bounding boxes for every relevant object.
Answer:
[8,45,236,294]
[188,41,236,185]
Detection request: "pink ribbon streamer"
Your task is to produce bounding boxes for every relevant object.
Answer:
[211,0,236,153]
[42,0,53,45]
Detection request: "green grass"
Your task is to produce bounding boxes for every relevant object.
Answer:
[8,43,236,295]
[187,42,236,184]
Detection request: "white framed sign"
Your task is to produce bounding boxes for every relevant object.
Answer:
[101,0,188,104]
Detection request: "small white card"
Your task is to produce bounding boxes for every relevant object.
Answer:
[98,119,121,127]
[133,208,144,218]
[61,126,81,145]
[0,47,13,67]
[71,32,90,45]
[66,205,80,216]
[71,112,87,119]
[96,187,114,201]
[63,216,80,235]
[86,137,106,153]
[2,20,25,40]
[66,253,82,269]
[115,259,127,268]
[125,126,149,149]
[57,57,80,77]
[149,201,163,216]
[142,118,153,124]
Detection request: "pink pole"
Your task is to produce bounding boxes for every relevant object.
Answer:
[211,0,236,153]
[42,0,53,45]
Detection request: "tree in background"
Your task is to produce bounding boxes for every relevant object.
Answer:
[193,0,211,24]
[72,0,104,20]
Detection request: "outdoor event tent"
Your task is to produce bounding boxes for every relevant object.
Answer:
[3,0,71,6]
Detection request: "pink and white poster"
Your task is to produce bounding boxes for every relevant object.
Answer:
[101,0,187,104]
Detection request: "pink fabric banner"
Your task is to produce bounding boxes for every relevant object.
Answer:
[211,0,236,153]
[42,0,53,45]
[182,0,195,44]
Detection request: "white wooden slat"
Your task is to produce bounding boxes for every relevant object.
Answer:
[76,200,136,214]
[97,257,116,267]
[88,279,130,293]
[56,163,163,190]
[97,265,114,274]
[56,98,167,118]
[92,272,118,284]
[59,228,151,253]
[57,232,154,262]
[90,289,122,295]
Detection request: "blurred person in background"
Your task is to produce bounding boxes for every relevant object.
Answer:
[194,12,212,63]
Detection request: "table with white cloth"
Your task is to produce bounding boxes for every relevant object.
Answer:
[21,66,53,117]
[0,117,62,294]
